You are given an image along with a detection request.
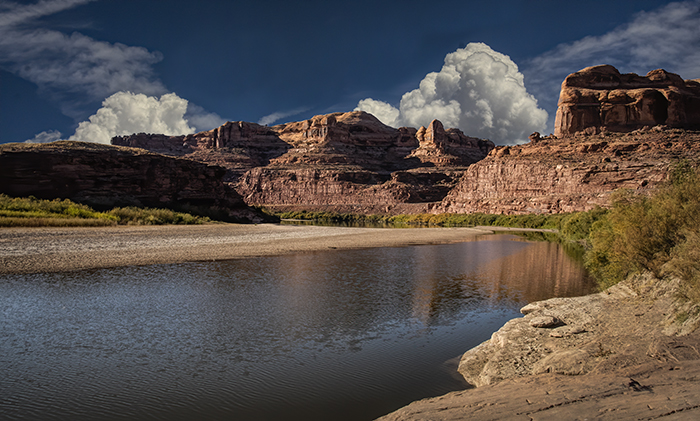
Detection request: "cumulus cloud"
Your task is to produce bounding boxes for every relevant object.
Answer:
[3,0,226,143]
[524,0,700,129]
[68,91,196,144]
[355,99,401,127]
[356,43,548,144]
[185,103,226,131]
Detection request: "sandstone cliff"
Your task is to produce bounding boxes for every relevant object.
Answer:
[114,111,495,214]
[0,141,267,223]
[439,128,700,214]
[554,65,700,137]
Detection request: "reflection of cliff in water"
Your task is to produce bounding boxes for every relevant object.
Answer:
[195,235,594,350]
[477,239,593,301]
[409,238,595,326]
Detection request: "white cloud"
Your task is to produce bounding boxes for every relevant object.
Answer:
[524,0,700,130]
[68,91,195,144]
[3,0,226,143]
[0,0,166,118]
[258,107,311,126]
[354,99,400,127]
[356,43,548,144]
[185,103,226,131]
[24,129,63,143]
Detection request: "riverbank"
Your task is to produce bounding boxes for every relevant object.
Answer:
[0,224,492,274]
[378,273,700,420]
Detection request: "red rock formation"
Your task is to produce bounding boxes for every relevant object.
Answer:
[0,141,268,222]
[114,111,495,213]
[438,128,700,214]
[554,65,700,137]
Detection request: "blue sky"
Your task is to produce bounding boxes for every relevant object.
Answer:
[1,0,699,145]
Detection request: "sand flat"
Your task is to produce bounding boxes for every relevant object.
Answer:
[0,224,491,274]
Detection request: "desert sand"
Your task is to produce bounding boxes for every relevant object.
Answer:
[0,223,491,274]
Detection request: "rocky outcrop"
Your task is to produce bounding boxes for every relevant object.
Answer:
[409,120,494,166]
[114,111,495,214]
[554,65,700,136]
[0,141,267,222]
[438,128,700,214]
[113,122,291,180]
[378,273,700,420]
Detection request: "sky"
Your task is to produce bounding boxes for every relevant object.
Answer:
[1,0,699,146]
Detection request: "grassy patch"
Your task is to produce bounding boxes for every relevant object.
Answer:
[0,195,213,227]
[271,208,604,234]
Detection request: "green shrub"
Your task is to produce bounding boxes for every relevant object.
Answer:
[584,163,700,295]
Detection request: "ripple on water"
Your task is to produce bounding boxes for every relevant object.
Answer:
[0,236,595,421]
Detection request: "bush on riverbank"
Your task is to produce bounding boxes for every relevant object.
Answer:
[585,163,700,301]
[0,195,213,226]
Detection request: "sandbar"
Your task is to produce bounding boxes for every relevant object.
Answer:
[0,224,493,274]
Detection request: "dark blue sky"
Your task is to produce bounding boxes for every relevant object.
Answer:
[1,0,698,145]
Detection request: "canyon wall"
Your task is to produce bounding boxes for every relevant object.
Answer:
[0,141,267,222]
[439,128,700,214]
[115,111,495,214]
[7,66,697,218]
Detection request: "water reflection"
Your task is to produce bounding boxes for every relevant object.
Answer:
[0,235,595,421]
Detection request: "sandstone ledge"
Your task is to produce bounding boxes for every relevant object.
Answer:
[378,274,700,420]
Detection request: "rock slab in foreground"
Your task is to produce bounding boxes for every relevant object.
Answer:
[378,273,700,420]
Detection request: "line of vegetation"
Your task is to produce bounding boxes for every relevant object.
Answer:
[0,195,213,227]
[269,208,603,233]
[267,162,700,302]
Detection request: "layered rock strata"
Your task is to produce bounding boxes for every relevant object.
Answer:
[554,65,700,136]
[439,128,700,214]
[0,141,266,222]
[106,66,700,216]
[114,111,495,214]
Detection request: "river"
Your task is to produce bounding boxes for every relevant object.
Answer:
[0,234,595,420]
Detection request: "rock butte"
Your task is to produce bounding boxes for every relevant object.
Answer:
[555,64,700,136]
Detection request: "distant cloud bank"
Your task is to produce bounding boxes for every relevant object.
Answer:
[356,43,548,144]
[69,92,195,144]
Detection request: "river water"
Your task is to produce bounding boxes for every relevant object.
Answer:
[1,234,595,420]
